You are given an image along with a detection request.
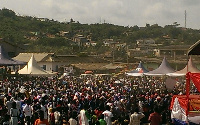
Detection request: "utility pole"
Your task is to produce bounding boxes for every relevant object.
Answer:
[185,10,187,28]
[112,46,115,64]
[126,45,129,64]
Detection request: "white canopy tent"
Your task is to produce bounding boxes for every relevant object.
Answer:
[144,57,175,76]
[18,54,56,76]
[167,56,200,76]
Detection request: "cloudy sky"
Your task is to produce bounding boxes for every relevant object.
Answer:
[0,0,199,29]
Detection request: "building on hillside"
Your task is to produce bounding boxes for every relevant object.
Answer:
[103,39,116,46]
[90,41,97,47]
[13,53,65,72]
[30,32,39,36]
[73,35,88,46]
[37,18,49,22]
[128,39,158,57]
[154,45,190,60]
[82,39,97,47]
[136,39,156,45]
[85,41,91,47]
[46,34,56,38]
[136,39,157,50]
[128,47,156,57]
[56,55,111,74]
[0,39,24,57]
[103,39,126,50]
[59,31,70,37]
[28,36,39,41]
[13,52,131,75]
[14,53,112,75]
[115,42,127,48]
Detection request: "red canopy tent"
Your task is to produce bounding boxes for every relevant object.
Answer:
[171,40,200,124]
[170,72,200,124]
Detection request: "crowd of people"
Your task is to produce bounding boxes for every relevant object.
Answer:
[0,73,193,125]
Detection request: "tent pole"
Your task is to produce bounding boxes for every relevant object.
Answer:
[185,55,190,124]
[187,55,190,72]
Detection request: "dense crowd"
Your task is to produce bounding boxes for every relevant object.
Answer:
[0,74,192,125]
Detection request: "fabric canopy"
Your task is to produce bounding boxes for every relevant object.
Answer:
[171,95,200,124]
[126,61,148,76]
[188,73,200,94]
[144,57,175,76]
[0,45,26,66]
[187,40,200,55]
[167,56,200,76]
[18,54,56,76]
[170,72,200,124]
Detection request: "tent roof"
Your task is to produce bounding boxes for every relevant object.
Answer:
[187,40,200,55]
[144,57,175,76]
[13,53,55,62]
[18,55,56,76]
[167,56,200,76]
[126,61,149,76]
[0,45,26,66]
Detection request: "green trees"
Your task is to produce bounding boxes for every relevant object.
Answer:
[0,8,200,56]
[0,8,16,18]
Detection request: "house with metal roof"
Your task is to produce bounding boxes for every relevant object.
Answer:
[13,53,65,72]
[13,53,116,74]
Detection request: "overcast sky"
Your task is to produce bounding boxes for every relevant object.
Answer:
[0,0,200,29]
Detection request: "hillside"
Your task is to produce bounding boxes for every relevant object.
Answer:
[1,8,200,57]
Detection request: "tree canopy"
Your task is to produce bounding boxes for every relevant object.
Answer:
[0,8,200,55]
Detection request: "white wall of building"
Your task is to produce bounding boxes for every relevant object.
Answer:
[38,62,66,72]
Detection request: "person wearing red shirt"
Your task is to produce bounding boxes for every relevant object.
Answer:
[148,107,162,125]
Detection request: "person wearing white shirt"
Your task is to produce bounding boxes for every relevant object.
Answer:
[69,117,77,125]
[78,105,89,125]
[54,109,61,125]
[102,105,113,125]
[69,111,77,125]
[129,108,145,125]
[41,101,48,120]
[23,100,32,125]
[138,100,144,112]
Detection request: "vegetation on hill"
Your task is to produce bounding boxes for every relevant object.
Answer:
[0,8,200,56]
